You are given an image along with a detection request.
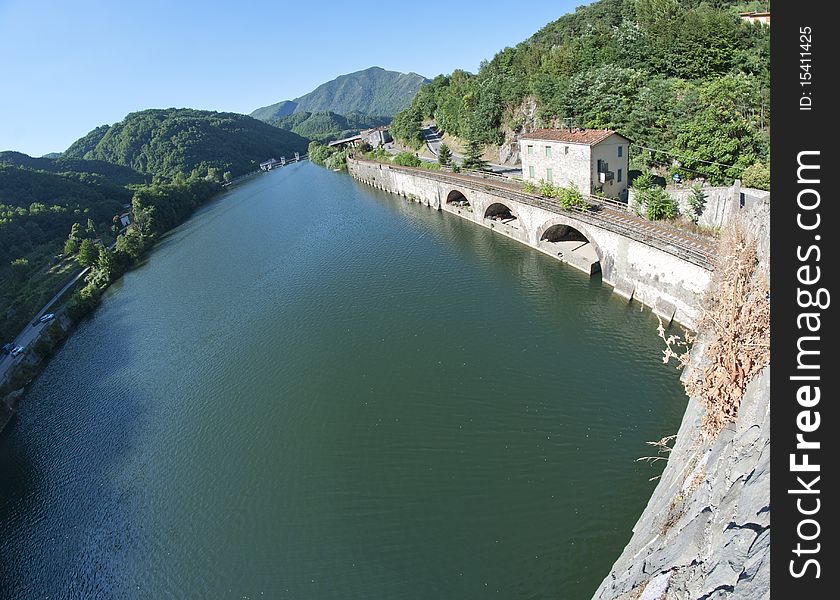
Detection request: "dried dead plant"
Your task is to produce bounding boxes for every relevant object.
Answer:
[637,435,678,480]
[661,218,770,437]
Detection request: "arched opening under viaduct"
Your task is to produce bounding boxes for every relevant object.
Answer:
[446,189,470,208]
[538,223,601,275]
[484,202,519,229]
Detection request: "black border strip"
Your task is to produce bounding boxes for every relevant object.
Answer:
[771,1,833,593]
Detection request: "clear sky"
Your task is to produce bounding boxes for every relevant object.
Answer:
[0,0,584,157]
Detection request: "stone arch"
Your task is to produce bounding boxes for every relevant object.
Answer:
[446,189,470,207]
[535,217,607,276]
[483,202,519,221]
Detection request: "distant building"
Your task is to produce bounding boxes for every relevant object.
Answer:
[118,212,131,228]
[328,135,363,149]
[260,159,281,171]
[739,11,770,25]
[360,127,392,148]
[520,128,630,199]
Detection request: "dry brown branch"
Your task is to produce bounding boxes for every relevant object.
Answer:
[636,456,669,464]
[675,218,770,437]
[646,435,677,453]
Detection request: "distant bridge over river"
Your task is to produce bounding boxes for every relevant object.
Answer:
[348,158,720,327]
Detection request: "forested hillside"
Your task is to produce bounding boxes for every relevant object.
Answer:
[0,154,139,339]
[64,108,309,179]
[0,164,129,266]
[269,111,390,143]
[2,107,310,340]
[391,0,769,183]
[251,67,428,122]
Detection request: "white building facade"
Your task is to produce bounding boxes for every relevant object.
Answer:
[520,129,630,199]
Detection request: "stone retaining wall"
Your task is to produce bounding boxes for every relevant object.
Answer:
[592,198,770,600]
[348,159,712,328]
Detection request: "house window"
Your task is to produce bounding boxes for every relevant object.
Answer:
[617,146,623,157]
[597,159,604,172]
[545,146,552,158]
[617,168,623,183]
[546,168,553,182]
[564,146,569,155]
[527,145,534,155]
[529,165,535,179]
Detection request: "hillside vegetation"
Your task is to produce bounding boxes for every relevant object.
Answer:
[0,156,136,339]
[251,67,428,121]
[64,108,309,179]
[391,0,769,183]
[2,106,309,340]
[270,111,390,143]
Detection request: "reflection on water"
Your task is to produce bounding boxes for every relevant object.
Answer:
[0,162,686,599]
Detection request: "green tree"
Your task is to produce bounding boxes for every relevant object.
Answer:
[63,222,82,255]
[115,227,146,260]
[86,247,116,288]
[10,258,30,282]
[674,75,766,183]
[64,236,79,256]
[688,185,707,223]
[437,143,452,166]
[77,238,99,268]
[389,107,424,149]
[461,138,489,171]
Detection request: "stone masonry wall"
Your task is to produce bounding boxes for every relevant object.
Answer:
[592,198,770,600]
[349,159,770,599]
[628,183,770,232]
[348,159,711,328]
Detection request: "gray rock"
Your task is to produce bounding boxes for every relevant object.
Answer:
[639,571,671,600]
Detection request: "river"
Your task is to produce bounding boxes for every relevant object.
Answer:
[0,161,686,599]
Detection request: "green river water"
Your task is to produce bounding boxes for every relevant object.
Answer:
[0,162,686,598]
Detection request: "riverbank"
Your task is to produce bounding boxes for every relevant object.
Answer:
[344,157,771,597]
[0,161,687,597]
[593,197,770,599]
[0,167,281,434]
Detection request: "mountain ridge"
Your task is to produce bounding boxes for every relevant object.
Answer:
[63,108,309,179]
[251,67,428,122]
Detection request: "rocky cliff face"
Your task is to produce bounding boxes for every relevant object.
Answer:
[593,198,770,600]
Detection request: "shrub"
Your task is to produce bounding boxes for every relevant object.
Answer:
[645,187,679,221]
[363,146,389,161]
[741,162,770,190]
[558,186,588,210]
[631,171,655,191]
[688,185,707,223]
[539,180,559,198]
[393,152,422,167]
[324,149,350,171]
[523,181,536,194]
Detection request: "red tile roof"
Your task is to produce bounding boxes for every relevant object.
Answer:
[519,128,625,145]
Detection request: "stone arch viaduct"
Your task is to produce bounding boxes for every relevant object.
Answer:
[348,159,716,327]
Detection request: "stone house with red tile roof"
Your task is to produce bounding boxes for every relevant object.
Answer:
[520,129,630,199]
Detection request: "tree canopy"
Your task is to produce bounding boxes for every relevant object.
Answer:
[64,108,309,180]
[390,0,769,183]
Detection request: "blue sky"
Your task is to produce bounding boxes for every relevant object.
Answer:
[0,0,582,156]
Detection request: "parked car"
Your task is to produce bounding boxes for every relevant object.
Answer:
[10,345,24,357]
[1,343,13,355]
[38,313,55,324]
